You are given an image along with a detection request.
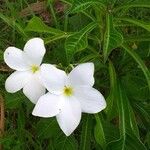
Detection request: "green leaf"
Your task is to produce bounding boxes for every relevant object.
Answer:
[0,51,4,60]
[105,62,143,149]
[107,133,147,150]
[65,22,97,63]
[122,44,150,91]
[108,63,139,136]
[124,36,150,42]
[70,0,104,13]
[103,122,120,143]
[5,92,24,109]
[79,54,99,63]
[117,82,139,139]
[105,61,118,120]
[36,118,61,139]
[17,106,25,130]
[79,115,93,150]
[117,18,150,32]
[17,106,26,149]
[25,16,64,35]
[103,15,123,63]
[145,132,150,149]
[54,134,78,150]
[94,114,106,149]
[106,82,146,150]
[0,13,27,38]
[114,0,150,12]
[122,74,150,101]
[45,33,69,44]
[134,102,150,130]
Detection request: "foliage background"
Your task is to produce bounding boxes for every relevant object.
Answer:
[0,0,150,149]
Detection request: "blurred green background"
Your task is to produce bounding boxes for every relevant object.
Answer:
[0,0,150,149]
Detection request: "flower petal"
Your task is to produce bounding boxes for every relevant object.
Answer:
[40,64,67,94]
[56,96,81,136]
[5,71,31,93]
[23,38,46,65]
[68,63,94,87]
[4,47,30,71]
[32,93,60,117]
[23,77,46,104]
[74,87,106,113]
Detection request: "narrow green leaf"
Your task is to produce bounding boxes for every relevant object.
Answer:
[54,134,78,150]
[117,18,150,32]
[17,106,26,149]
[17,106,25,130]
[122,44,150,91]
[94,114,106,149]
[117,82,139,139]
[45,33,69,44]
[80,115,93,150]
[25,16,64,35]
[0,13,27,38]
[36,118,61,139]
[107,133,147,150]
[106,82,146,150]
[70,0,105,13]
[5,92,24,109]
[128,103,140,137]
[114,1,150,12]
[103,14,123,63]
[105,63,143,149]
[105,61,118,120]
[124,36,150,42]
[79,54,99,63]
[65,22,97,63]
[134,102,150,130]
[0,51,4,60]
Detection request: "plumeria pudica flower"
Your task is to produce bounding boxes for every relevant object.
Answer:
[32,63,106,136]
[4,38,46,103]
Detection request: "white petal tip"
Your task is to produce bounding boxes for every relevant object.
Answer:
[32,111,57,118]
[32,110,41,117]
[28,98,37,104]
[86,62,94,68]
[59,127,74,136]
[32,111,37,116]
[88,62,94,67]
[80,62,94,70]
[4,46,16,53]
[64,131,72,136]
[24,37,46,61]
[4,47,15,65]
[95,99,107,113]
[32,93,60,117]
[27,37,44,43]
[5,87,16,93]
[5,74,24,93]
[32,110,49,118]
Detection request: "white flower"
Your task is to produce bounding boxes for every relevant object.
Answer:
[32,63,106,136]
[4,38,46,103]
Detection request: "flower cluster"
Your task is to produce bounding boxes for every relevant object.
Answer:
[4,38,106,136]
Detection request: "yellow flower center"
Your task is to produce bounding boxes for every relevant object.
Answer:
[31,65,39,73]
[63,86,73,96]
